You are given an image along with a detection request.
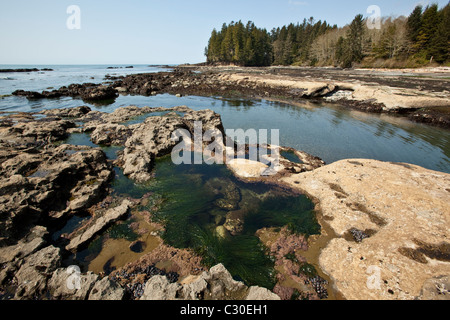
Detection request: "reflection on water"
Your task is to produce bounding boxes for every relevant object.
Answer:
[2,91,449,173]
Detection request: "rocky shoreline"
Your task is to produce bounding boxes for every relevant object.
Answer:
[0,105,330,300]
[10,66,450,128]
[1,68,449,300]
[0,68,53,73]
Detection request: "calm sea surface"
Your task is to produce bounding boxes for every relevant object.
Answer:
[1,65,449,173]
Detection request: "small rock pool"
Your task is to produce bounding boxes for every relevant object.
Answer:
[55,132,320,289]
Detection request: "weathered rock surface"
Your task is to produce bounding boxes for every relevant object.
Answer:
[246,286,281,300]
[417,275,450,300]
[0,226,47,264]
[48,268,99,300]
[0,137,112,243]
[283,159,450,300]
[66,199,133,251]
[13,246,61,299]
[90,123,132,146]
[88,277,125,300]
[140,275,181,300]
[13,83,118,102]
[140,264,280,300]
[119,108,225,182]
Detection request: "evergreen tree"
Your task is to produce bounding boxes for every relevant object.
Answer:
[346,14,365,64]
[407,5,423,50]
[416,4,440,59]
[204,5,449,67]
[429,3,450,63]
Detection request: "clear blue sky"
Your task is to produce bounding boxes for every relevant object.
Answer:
[0,0,448,65]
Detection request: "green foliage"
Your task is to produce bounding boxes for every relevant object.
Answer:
[406,3,450,64]
[407,5,423,47]
[205,3,450,67]
[206,21,272,66]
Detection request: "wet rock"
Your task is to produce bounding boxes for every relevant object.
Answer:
[207,178,241,210]
[88,277,124,300]
[0,118,75,145]
[66,199,133,251]
[41,106,91,118]
[80,86,118,102]
[305,276,329,299]
[223,210,246,236]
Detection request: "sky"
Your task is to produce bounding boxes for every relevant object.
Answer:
[0,0,448,65]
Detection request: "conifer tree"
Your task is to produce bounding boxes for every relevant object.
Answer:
[407,5,423,51]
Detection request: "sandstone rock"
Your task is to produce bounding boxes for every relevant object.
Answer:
[48,268,98,300]
[41,106,91,118]
[417,276,450,300]
[140,275,180,300]
[0,118,75,145]
[119,109,225,182]
[283,159,450,300]
[227,159,269,178]
[0,226,47,264]
[14,246,61,299]
[88,277,125,300]
[246,286,281,300]
[90,123,131,146]
[200,264,247,299]
[66,199,132,251]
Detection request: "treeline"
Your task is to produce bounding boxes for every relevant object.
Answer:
[205,21,272,66]
[205,2,450,68]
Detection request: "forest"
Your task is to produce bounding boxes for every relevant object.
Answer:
[204,3,450,68]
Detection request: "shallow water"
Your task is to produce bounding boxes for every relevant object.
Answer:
[0,64,171,96]
[4,66,450,290]
[68,149,319,288]
[2,91,448,173]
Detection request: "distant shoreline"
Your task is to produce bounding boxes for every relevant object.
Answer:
[0,68,53,73]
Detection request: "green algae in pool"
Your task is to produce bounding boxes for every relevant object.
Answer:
[59,133,319,288]
[59,132,124,160]
[136,153,319,289]
[121,111,185,126]
[60,132,98,148]
[281,150,304,164]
